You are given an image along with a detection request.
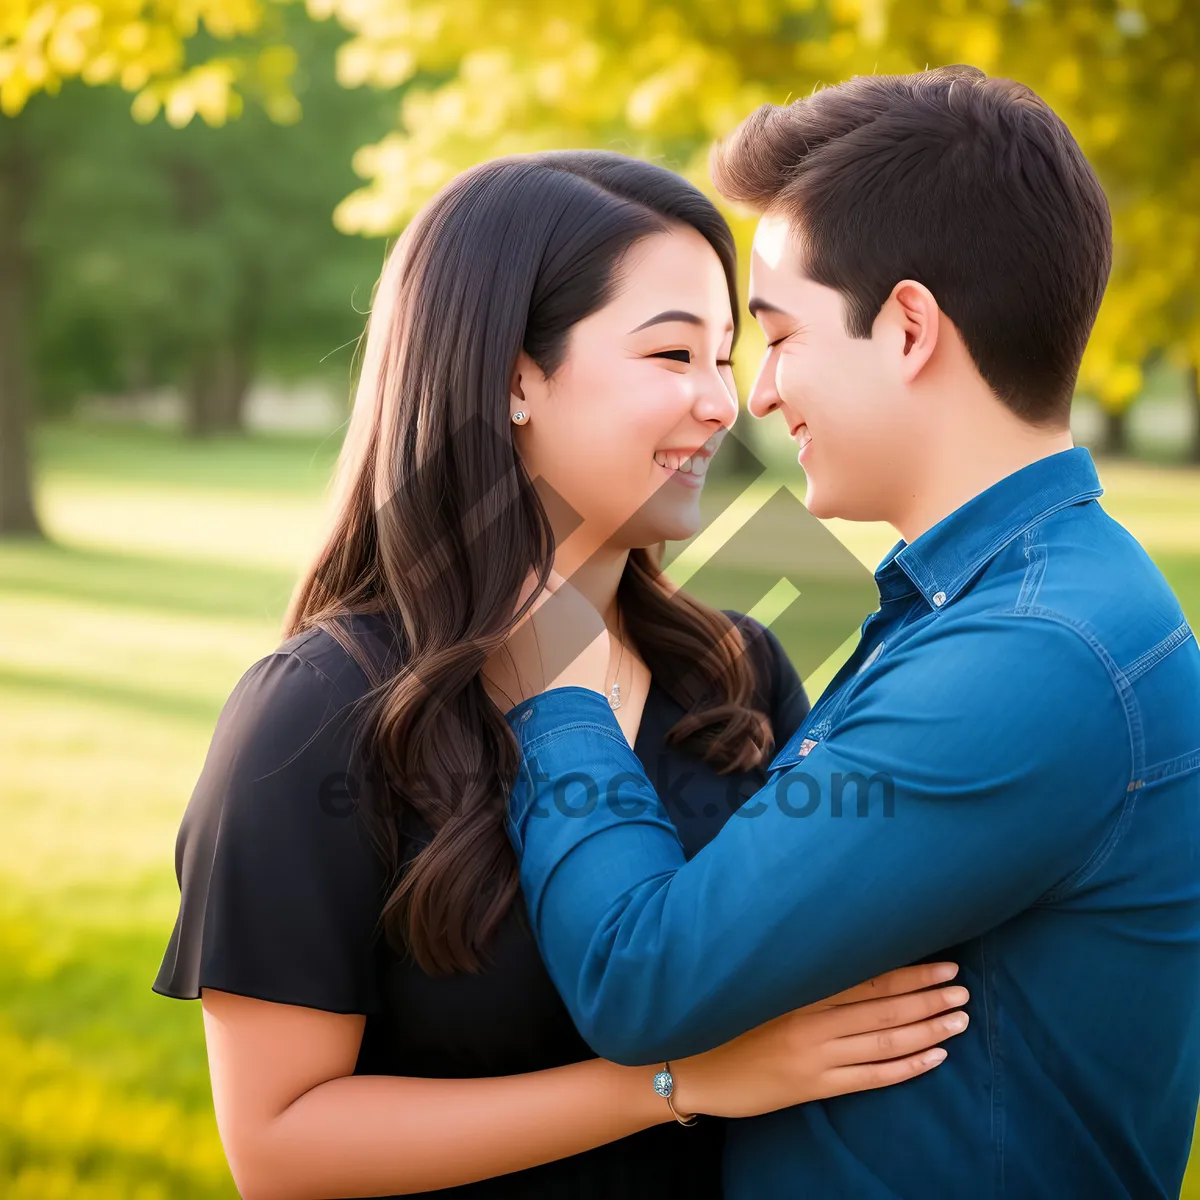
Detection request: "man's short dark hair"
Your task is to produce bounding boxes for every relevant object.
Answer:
[711,65,1112,425]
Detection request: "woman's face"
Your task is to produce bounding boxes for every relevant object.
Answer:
[512,224,739,553]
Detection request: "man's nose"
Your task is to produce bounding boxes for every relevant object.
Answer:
[747,353,782,419]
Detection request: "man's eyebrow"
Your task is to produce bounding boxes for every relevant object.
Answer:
[628,309,705,333]
[747,297,795,319]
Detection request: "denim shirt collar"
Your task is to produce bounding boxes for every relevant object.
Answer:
[874,447,1104,613]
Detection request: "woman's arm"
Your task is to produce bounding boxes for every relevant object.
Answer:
[202,963,968,1200]
[203,987,671,1200]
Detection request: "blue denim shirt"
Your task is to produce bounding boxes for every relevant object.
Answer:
[504,448,1200,1199]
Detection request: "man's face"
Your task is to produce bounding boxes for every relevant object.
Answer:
[746,214,912,522]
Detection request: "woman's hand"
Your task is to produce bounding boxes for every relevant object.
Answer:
[483,567,611,711]
[668,962,969,1119]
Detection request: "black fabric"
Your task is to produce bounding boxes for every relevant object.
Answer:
[154,611,810,1199]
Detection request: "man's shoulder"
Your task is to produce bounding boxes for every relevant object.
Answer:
[980,499,1192,676]
[962,502,1200,779]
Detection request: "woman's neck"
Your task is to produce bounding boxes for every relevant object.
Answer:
[551,539,629,634]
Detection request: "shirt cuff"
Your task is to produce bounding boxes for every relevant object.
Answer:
[504,686,623,750]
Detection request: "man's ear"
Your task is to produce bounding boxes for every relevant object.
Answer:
[880,279,939,383]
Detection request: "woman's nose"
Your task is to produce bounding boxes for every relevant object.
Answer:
[694,371,740,429]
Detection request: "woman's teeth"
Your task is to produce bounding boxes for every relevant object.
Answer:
[654,450,709,476]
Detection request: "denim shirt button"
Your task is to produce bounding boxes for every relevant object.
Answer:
[932,591,947,608]
[520,708,532,724]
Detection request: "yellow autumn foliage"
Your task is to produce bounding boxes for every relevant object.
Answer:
[312,0,1198,411]
[0,0,298,126]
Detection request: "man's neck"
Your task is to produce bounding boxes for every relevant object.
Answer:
[891,425,1076,545]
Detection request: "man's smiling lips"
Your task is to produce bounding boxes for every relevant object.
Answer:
[791,422,813,462]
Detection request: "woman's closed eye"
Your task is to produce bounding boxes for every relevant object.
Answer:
[652,350,736,368]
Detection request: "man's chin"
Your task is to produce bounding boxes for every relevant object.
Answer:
[804,482,887,525]
[800,478,836,520]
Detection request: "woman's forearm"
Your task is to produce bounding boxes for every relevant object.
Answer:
[240,1057,675,1200]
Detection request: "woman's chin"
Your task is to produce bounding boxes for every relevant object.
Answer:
[648,511,703,545]
[623,488,705,548]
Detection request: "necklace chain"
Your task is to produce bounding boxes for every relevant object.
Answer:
[608,611,626,710]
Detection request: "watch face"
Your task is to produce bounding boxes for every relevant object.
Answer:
[652,1070,674,1098]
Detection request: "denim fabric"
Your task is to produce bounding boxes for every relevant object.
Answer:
[505,448,1200,1199]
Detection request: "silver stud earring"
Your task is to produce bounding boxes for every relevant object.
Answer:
[512,410,528,425]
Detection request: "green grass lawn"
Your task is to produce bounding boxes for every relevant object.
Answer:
[2,421,1199,1198]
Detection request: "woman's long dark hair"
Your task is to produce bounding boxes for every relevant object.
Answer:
[284,150,775,975]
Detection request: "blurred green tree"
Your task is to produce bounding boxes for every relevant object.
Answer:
[0,0,301,534]
[28,12,392,439]
[1189,366,1200,464]
[315,0,1198,462]
[867,0,1199,459]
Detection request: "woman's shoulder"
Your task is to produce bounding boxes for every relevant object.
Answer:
[155,617,397,1009]
[720,608,811,747]
[188,613,410,834]
[268,611,407,705]
[719,609,783,688]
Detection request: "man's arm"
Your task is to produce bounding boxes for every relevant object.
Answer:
[505,615,1132,1066]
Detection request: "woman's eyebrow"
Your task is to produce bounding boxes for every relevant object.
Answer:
[628,309,704,333]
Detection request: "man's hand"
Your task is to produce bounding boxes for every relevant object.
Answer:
[482,568,611,713]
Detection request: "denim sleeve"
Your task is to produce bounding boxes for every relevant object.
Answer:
[504,615,1133,1066]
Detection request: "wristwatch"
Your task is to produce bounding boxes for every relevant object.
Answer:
[652,1062,698,1126]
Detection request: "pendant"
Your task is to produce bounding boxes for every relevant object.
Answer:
[608,683,621,710]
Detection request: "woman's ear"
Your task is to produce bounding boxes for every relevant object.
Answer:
[509,350,547,422]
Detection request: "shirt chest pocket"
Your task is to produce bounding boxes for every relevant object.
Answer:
[768,688,848,772]
[768,639,887,773]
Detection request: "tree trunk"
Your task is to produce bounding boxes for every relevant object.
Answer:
[184,347,220,437]
[1187,364,1200,465]
[171,159,245,439]
[184,339,254,435]
[1101,407,1132,458]
[215,328,254,432]
[0,121,44,538]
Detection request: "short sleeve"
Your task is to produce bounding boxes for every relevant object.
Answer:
[152,650,387,1014]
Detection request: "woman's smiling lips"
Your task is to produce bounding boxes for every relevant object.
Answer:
[653,437,720,489]
[653,449,710,488]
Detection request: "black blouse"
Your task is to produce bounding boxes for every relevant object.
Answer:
[153,611,810,1199]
